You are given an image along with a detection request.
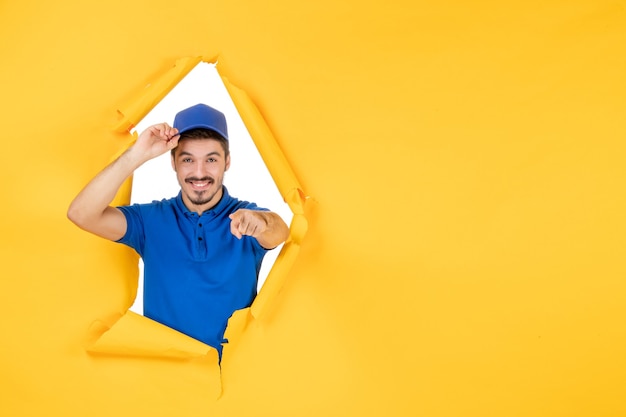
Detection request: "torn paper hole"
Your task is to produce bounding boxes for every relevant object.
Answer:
[89,58,308,367]
[128,62,293,315]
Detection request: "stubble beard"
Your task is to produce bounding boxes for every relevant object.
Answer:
[184,177,222,207]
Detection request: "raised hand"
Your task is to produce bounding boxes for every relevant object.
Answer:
[134,123,180,161]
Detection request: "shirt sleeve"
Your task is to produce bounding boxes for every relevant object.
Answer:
[115,204,146,256]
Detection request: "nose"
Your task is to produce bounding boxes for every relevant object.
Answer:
[193,161,207,177]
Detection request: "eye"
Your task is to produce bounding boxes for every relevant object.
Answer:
[182,157,192,163]
[208,157,217,163]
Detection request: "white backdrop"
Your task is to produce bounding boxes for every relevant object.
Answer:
[128,62,292,314]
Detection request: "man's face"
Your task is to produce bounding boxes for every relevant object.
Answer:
[171,138,230,214]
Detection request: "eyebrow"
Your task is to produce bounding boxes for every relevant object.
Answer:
[177,151,222,158]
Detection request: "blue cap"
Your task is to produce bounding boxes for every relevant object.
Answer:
[173,103,229,140]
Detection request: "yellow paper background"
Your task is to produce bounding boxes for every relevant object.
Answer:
[1,1,625,416]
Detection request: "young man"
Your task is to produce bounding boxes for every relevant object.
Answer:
[68,103,289,355]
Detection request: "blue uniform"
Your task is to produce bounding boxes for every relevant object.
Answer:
[116,187,268,355]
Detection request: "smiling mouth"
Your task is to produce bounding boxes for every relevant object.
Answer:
[186,177,214,190]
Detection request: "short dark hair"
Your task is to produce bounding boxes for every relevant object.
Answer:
[171,128,230,158]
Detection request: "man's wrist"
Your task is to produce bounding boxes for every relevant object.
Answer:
[120,145,149,170]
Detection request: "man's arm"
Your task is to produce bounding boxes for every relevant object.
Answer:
[67,124,179,241]
[229,209,289,249]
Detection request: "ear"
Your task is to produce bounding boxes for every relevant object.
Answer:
[225,154,231,171]
[171,152,176,171]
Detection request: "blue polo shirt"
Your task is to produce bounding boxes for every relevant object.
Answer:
[116,186,268,355]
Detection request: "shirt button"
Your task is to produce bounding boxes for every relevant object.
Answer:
[198,237,203,241]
